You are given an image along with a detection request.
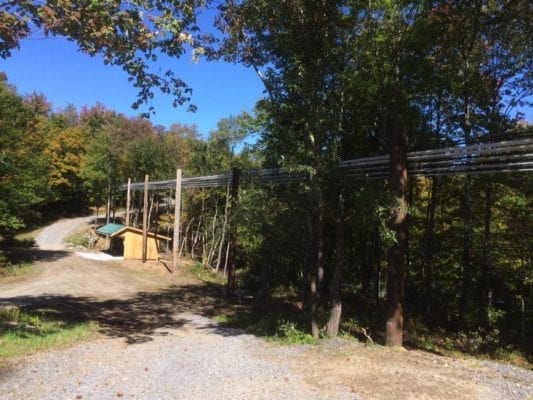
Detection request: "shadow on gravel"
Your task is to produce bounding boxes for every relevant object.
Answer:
[0,282,243,344]
[1,236,71,265]
[2,249,71,264]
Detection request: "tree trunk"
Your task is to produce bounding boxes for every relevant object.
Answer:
[460,174,473,323]
[227,168,240,297]
[460,58,474,325]
[423,177,438,317]
[223,240,230,277]
[310,185,326,339]
[180,217,194,257]
[258,245,271,302]
[206,202,218,267]
[216,185,230,273]
[147,192,155,230]
[373,221,381,302]
[362,232,372,297]
[191,218,201,260]
[479,181,492,325]
[385,125,408,347]
[326,206,345,337]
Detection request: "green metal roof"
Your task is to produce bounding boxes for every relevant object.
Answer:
[96,223,126,236]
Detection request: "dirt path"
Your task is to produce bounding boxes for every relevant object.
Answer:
[35,216,96,251]
[2,215,174,300]
[0,218,532,400]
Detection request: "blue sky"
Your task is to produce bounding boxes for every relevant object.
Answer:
[1,33,530,138]
[0,35,265,138]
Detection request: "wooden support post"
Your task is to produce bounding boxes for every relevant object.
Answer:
[106,176,111,224]
[172,169,182,272]
[142,174,149,263]
[227,167,240,297]
[125,178,131,226]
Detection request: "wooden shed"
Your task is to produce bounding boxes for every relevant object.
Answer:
[96,223,171,260]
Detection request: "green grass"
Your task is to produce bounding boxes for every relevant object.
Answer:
[0,262,32,277]
[0,231,38,274]
[65,231,91,248]
[215,311,315,344]
[0,307,98,359]
[186,262,226,285]
[14,228,42,242]
[214,295,316,345]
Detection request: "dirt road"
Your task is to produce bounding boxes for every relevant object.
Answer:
[0,218,532,400]
[35,216,96,251]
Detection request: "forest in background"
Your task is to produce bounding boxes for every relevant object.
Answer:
[1,71,531,362]
[0,1,532,362]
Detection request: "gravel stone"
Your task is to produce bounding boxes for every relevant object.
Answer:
[0,313,358,400]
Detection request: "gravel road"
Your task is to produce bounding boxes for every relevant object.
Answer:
[1,218,532,400]
[0,314,355,400]
[35,216,95,250]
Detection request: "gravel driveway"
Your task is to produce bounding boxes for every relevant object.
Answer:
[1,218,532,400]
[35,216,96,251]
[1,314,354,400]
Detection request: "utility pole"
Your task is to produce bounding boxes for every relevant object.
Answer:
[142,174,149,263]
[172,169,182,272]
[125,177,131,226]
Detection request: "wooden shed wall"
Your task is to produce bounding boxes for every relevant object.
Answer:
[122,231,160,260]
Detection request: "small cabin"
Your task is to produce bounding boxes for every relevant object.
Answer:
[96,223,171,260]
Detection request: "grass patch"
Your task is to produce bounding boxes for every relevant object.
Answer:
[186,262,226,285]
[273,320,315,344]
[0,235,38,270]
[65,231,92,248]
[14,228,42,242]
[0,307,98,359]
[216,310,315,344]
[214,291,316,345]
[0,262,32,277]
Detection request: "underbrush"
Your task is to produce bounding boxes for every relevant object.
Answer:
[186,262,226,285]
[0,307,98,359]
[0,242,33,278]
[212,289,531,368]
[216,311,315,345]
[65,231,95,249]
[405,319,532,369]
[0,233,37,276]
[214,292,315,345]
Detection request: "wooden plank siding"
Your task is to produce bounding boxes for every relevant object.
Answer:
[96,223,171,261]
[118,231,161,260]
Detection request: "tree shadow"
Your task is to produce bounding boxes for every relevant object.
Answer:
[0,281,243,344]
[1,236,71,265]
[2,249,72,264]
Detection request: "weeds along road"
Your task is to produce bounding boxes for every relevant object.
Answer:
[0,217,531,400]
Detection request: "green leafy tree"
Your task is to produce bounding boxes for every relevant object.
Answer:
[0,0,207,112]
[0,74,49,234]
